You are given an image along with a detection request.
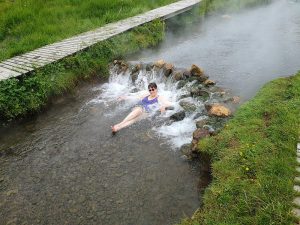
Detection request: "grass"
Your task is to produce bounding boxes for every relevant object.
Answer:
[0,0,177,62]
[0,20,165,122]
[179,71,300,224]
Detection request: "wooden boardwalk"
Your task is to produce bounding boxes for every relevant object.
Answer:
[0,0,201,81]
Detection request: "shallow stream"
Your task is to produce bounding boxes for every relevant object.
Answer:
[0,1,300,224]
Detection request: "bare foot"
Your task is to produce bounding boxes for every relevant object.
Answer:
[111,125,118,134]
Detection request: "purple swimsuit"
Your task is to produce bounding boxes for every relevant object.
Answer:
[139,95,158,112]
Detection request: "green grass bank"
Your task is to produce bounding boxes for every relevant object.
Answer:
[0,20,165,123]
[180,72,300,224]
[0,0,177,62]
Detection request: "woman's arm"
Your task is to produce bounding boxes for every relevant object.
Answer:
[158,96,172,113]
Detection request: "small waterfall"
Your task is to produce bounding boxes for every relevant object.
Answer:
[89,60,236,149]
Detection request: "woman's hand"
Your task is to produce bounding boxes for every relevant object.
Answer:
[160,106,166,113]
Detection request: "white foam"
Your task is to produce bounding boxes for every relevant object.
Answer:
[89,65,201,148]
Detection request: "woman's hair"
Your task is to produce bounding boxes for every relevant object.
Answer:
[148,82,157,89]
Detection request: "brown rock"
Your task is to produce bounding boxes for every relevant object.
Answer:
[154,59,166,68]
[204,79,216,86]
[163,63,174,77]
[193,128,210,141]
[206,104,231,117]
[196,119,209,128]
[232,96,240,104]
[190,64,204,77]
[173,71,184,81]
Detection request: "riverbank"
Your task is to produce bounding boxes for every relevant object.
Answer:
[0,20,165,123]
[180,71,300,224]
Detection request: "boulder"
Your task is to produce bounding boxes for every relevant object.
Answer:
[204,79,216,86]
[205,103,231,117]
[190,64,204,77]
[170,111,186,121]
[183,70,192,79]
[173,71,184,81]
[196,118,209,128]
[130,72,139,83]
[179,100,197,112]
[180,144,197,159]
[154,59,166,68]
[193,128,210,141]
[163,63,174,77]
[145,63,154,71]
[177,80,187,89]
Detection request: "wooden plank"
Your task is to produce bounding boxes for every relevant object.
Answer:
[1,61,34,71]
[0,63,29,73]
[6,57,45,67]
[0,67,21,80]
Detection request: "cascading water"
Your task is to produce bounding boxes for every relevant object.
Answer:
[87,61,234,149]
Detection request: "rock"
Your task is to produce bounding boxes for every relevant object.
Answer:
[196,119,209,128]
[145,63,154,71]
[183,70,192,79]
[190,88,210,99]
[190,64,204,77]
[170,111,186,121]
[203,125,216,135]
[193,128,210,141]
[130,72,139,83]
[154,59,166,68]
[173,71,184,81]
[163,63,174,77]
[204,79,216,86]
[179,100,197,112]
[232,96,240,104]
[131,64,141,74]
[177,80,187,89]
[196,74,209,83]
[180,144,197,159]
[205,103,231,117]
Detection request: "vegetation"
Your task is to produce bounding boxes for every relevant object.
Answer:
[0,0,176,62]
[0,20,165,122]
[180,72,300,224]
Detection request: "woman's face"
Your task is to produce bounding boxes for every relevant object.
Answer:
[148,87,157,96]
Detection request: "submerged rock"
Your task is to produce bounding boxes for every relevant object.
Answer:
[170,111,186,121]
[179,100,197,112]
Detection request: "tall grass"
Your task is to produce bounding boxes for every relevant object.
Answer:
[0,0,176,61]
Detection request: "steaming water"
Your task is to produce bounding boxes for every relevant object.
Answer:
[1,1,300,224]
[130,0,300,99]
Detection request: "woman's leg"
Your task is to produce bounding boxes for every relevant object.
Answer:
[112,107,144,132]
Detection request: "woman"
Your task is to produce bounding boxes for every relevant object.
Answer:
[111,82,172,133]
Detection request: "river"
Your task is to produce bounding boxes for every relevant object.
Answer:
[0,1,300,224]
